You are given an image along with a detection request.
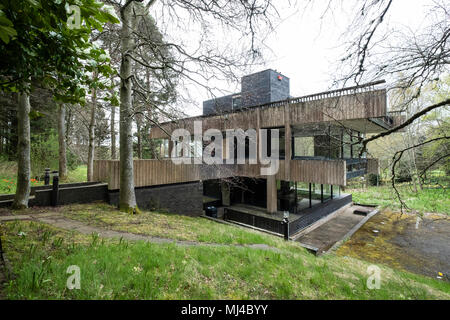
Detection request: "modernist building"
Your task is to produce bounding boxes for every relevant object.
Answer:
[94,70,403,237]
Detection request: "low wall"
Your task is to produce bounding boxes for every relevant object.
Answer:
[224,194,353,235]
[0,182,108,207]
[108,181,203,216]
[30,183,109,206]
[1,181,203,216]
[288,194,352,234]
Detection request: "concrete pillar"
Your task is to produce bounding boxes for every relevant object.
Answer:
[221,180,231,206]
[255,108,260,165]
[266,175,277,214]
[284,104,291,180]
[168,140,174,158]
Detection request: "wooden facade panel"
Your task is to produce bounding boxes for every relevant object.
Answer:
[94,158,348,190]
[289,159,346,186]
[150,89,387,139]
[260,105,285,128]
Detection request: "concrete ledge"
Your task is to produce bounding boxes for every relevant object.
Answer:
[296,242,319,254]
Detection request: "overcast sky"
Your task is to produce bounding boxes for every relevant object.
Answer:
[157,0,432,117]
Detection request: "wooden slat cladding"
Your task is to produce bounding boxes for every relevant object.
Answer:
[150,89,387,138]
[94,158,348,190]
[390,114,407,131]
[289,90,386,125]
[289,159,346,186]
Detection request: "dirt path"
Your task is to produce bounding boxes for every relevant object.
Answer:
[0,212,281,252]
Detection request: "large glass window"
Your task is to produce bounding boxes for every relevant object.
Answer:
[232,95,241,110]
[292,124,341,160]
[342,131,352,159]
[323,184,332,202]
[294,136,314,157]
[160,139,169,158]
[266,128,285,159]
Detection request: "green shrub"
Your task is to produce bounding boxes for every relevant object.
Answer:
[67,148,81,171]
[30,131,59,177]
[394,164,412,183]
[368,173,380,186]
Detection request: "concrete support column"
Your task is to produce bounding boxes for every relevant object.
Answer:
[284,103,291,180]
[221,180,231,206]
[266,174,277,214]
[168,140,174,158]
[256,108,261,163]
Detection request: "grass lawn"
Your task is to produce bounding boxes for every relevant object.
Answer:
[1,218,449,299]
[347,183,449,215]
[10,203,301,252]
[0,163,87,194]
[58,203,300,249]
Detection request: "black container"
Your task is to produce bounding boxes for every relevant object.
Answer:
[205,206,218,218]
[280,198,290,211]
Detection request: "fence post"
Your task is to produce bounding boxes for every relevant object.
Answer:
[282,216,289,241]
[51,171,59,206]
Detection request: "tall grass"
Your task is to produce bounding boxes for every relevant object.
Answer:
[3,220,449,300]
[348,176,449,214]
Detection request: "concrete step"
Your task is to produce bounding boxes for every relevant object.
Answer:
[294,205,379,255]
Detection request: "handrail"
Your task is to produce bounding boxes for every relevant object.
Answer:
[243,80,386,110]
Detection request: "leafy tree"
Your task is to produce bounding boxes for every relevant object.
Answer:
[0,0,119,208]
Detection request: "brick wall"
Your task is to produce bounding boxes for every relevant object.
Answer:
[108,181,204,216]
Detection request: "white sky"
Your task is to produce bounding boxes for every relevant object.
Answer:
[155,0,432,117]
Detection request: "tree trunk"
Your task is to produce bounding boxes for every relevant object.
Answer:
[87,85,97,182]
[58,103,68,181]
[136,113,142,159]
[119,2,138,212]
[66,105,71,146]
[111,103,116,159]
[13,92,31,209]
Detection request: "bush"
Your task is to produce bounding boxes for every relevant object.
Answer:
[368,173,380,186]
[394,165,412,183]
[67,148,82,171]
[31,131,59,177]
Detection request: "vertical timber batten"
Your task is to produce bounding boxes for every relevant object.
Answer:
[93,158,349,191]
